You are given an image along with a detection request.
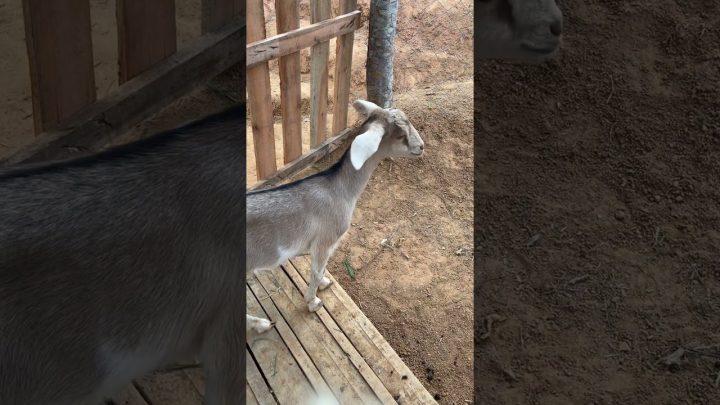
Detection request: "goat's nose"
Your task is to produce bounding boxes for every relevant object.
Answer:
[419,143,424,150]
[550,20,562,36]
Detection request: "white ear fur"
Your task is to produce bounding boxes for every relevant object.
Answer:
[352,99,382,117]
[350,123,385,170]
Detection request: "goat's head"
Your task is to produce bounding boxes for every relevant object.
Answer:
[476,0,563,62]
[349,99,425,170]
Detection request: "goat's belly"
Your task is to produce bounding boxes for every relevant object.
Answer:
[248,244,307,272]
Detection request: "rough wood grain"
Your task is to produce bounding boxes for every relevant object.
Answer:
[275,0,303,164]
[248,127,352,191]
[201,0,243,33]
[107,384,150,405]
[253,268,375,403]
[247,0,277,179]
[246,283,315,403]
[310,0,331,147]
[117,0,177,84]
[2,19,245,167]
[134,371,204,405]
[290,256,438,404]
[246,347,276,405]
[22,0,96,134]
[282,261,396,404]
[246,10,361,67]
[332,0,358,136]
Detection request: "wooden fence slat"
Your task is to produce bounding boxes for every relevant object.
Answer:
[117,0,177,84]
[201,0,243,33]
[22,0,96,134]
[332,0,358,137]
[246,10,360,68]
[310,0,331,147]
[275,0,303,164]
[247,0,277,180]
[2,21,245,167]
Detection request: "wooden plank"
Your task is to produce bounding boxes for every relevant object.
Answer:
[246,284,315,403]
[275,0,303,164]
[290,257,437,404]
[281,262,396,404]
[107,384,150,405]
[253,268,378,404]
[248,275,334,397]
[134,371,204,405]
[246,386,261,405]
[248,127,352,191]
[310,0,331,147]
[117,0,177,84]
[247,0,277,180]
[332,0,358,136]
[246,347,276,405]
[202,0,243,33]
[183,368,206,397]
[22,0,96,134]
[246,10,361,67]
[1,19,245,167]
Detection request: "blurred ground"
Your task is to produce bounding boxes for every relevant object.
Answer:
[476,0,720,404]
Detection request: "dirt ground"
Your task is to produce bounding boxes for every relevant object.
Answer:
[476,0,720,404]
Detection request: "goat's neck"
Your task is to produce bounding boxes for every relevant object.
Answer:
[330,149,385,204]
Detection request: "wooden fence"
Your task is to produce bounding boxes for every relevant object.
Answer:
[2,0,245,166]
[247,0,361,188]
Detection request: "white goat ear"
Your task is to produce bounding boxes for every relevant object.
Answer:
[352,99,382,117]
[350,123,384,170]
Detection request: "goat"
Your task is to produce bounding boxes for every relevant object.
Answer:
[0,105,246,405]
[246,99,425,332]
[475,0,563,61]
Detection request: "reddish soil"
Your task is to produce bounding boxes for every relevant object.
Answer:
[476,0,720,404]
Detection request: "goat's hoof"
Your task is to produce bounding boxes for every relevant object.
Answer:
[308,297,324,312]
[319,277,333,290]
[252,318,275,333]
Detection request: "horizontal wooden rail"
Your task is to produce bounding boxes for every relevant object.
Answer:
[2,18,245,166]
[249,127,353,191]
[246,10,361,67]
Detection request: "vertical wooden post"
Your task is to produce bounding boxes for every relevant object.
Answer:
[117,0,177,84]
[201,0,243,33]
[22,0,96,134]
[332,0,357,136]
[309,0,331,147]
[247,0,277,179]
[275,0,303,163]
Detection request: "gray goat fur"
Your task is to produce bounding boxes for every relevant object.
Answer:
[0,105,246,405]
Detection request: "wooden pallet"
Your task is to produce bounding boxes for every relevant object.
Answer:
[108,256,436,405]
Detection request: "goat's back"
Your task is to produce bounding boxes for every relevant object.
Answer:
[0,106,246,404]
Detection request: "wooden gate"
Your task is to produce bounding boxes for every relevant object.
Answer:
[3,0,245,166]
[246,0,361,189]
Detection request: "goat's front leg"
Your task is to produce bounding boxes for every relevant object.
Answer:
[304,246,333,312]
[246,314,274,333]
